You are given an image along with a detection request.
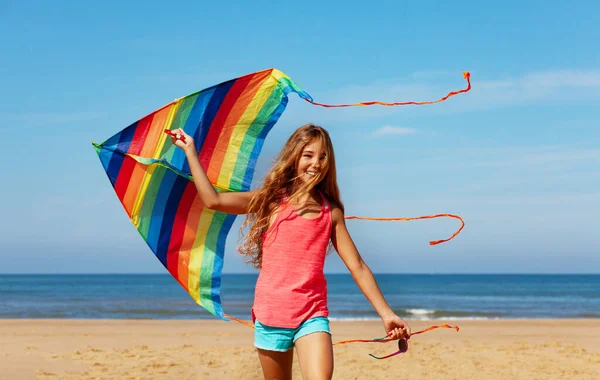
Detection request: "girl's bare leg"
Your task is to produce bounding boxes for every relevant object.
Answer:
[294,333,333,380]
[257,348,294,380]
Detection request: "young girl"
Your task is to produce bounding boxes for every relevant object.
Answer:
[171,124,411,380]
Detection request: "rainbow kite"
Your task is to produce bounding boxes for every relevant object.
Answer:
[93,68,470,320]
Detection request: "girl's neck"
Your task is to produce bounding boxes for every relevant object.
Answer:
[288,185,320,204]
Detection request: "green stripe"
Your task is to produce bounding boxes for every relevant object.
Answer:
[137,166,168,239]
[197,210,226,315]
[230,88,285,191]
[277,75,305,94]
[159,93,199,160]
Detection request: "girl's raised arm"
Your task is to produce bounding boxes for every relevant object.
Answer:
[171,128,256,215]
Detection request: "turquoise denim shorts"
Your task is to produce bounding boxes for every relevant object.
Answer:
[254,317,331,352]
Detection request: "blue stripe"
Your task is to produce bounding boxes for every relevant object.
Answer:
[242,96,290,190]
[97,147,115,183]
[178,88,217,173]
[154,173,190,265]
[145,167,179,253]
[189,79,235,171]
[211,212,237,319]
[104,121,137,184]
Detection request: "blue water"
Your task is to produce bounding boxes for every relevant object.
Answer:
[1,274,599,320]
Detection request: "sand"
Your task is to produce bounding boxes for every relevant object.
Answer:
[1,319,599,379]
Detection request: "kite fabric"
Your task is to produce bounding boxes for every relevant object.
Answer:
[93,68,471,321]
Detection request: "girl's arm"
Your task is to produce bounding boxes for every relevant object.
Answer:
[331,206,411,340]
[171,128,256,215]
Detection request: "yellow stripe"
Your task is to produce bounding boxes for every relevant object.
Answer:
[187,207,216,302]
[270,69,290,82]
[216,74,279,187]
[131,100,181,227]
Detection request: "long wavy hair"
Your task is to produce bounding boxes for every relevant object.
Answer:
[238,124,344,269]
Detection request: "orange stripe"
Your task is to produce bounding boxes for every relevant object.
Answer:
[206,71,270,180]
[178,193,205,293]
[122,106,173,213]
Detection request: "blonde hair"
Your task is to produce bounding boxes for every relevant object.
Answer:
[238,124,344,269]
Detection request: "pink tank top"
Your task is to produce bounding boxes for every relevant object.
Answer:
[252,192,331,328]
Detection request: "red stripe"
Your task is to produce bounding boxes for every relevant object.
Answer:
[198,73,256,169]
[166,181,199,290]
[113,114,155,206]
[206,70,271,182]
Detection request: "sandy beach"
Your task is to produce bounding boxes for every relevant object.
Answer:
[0,319,598,379]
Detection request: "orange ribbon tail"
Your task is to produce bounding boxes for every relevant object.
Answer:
[344,213,465,245]
[306,72,471,108]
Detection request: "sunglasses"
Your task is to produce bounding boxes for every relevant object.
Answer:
[369,338,408,359]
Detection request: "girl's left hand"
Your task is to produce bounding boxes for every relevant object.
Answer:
[382,313,411,340]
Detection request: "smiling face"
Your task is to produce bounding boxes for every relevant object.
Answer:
[295,138,329,185]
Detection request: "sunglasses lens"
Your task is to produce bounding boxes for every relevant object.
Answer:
[398,338,408,353]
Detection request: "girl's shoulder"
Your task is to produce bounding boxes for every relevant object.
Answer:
[327,201,345,224]
[327,199,340,211]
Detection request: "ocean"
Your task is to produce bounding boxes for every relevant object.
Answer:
[1,274,599,320]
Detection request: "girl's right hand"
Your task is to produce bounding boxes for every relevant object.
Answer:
[170,128,195,152]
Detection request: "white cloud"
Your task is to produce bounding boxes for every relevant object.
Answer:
[522,70,600,88]
[372,125,417,136]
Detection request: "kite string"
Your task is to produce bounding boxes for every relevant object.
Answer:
[344,213,465,245]
[306,72,471,108]
[224,314,255,328]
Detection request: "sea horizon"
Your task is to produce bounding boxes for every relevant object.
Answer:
[2,274,599,320]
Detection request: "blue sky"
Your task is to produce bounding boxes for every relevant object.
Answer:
[1,1,599,274]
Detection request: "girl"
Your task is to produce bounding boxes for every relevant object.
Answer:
[171,124,411,380]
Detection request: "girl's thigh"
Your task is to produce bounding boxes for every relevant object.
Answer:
[256,348,294,380]
[294,332,333,380]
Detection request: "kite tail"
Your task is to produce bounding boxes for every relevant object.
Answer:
[223,313,255,328]
[305,72,471,108]
[344,214,465,245]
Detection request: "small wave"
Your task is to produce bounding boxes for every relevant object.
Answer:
[405,309,435,316]
[400,309,505,320]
